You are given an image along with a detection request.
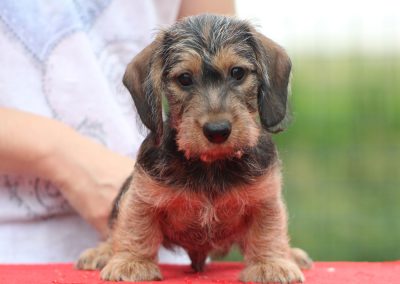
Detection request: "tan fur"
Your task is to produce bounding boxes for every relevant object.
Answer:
[101,252,162,281]
[77,163,311,281]
[77,15,312,283]
[75,240,113,270]
[138,164,277,271]
[168,52,202,80]
[291,247,313,270]
[170,45,261,162]
[213,46,255,76]
[175,92,260,162]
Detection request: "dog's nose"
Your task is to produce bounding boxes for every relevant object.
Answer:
[203,120,232,144]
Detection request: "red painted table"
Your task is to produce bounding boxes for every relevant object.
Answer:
[1,262,399,284]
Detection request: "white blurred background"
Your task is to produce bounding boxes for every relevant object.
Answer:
[235,0,400,54]
[227,0,400,262]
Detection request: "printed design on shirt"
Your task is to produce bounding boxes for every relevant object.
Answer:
[76,118,107,146]
[34,178,71,215]
[0,0,111,62]
[97,40,141,118]
[0,1,112,220]
[2,175,71,220]
[0,0,149,220]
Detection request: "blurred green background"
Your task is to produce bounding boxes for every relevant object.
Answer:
[232,0,400,261]
[222,54,400,262]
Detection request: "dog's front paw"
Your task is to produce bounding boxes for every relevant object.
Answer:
[240,259,304,283]
[100,253,162,281]
[75,242,112,270]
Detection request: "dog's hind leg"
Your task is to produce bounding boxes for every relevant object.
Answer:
[188,250,208,272]
[290,247,313,269]
[75,239,113,270]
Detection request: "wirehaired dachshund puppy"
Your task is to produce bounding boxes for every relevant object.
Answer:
[76,14,312,283]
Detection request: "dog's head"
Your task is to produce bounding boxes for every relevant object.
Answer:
[123,14,291,162]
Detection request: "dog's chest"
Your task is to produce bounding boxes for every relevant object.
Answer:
[159,192,252,249]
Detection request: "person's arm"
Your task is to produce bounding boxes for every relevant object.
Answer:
[0,107,134,238]
[177,0,236,19]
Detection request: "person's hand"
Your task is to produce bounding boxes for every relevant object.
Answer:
[40,127,135,239]
[0,107,135,238]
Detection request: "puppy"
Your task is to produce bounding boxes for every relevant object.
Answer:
[76,14,312,283]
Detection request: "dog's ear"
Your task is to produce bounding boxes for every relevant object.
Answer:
[254,32,292,133]
[123,37,164,144]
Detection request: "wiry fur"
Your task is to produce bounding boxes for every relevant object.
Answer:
[76,14,312,283]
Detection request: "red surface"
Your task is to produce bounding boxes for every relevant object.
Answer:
[0,262,399,284]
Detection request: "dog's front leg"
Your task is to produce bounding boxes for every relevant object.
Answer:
[239,196,304,283]
[100,190,163,282]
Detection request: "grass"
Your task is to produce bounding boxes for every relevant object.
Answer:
[221,54,400,262]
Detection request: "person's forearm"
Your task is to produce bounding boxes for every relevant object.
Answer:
[0,107,76,177]
[0,107,134,236]
[178,0,236,19]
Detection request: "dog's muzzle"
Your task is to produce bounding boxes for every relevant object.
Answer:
[202,120,232,144]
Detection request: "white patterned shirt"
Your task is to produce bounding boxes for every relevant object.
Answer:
[0,0,190,264]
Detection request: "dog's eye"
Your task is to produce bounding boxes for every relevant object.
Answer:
[177,73,193,87]
[231,67,245,81]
